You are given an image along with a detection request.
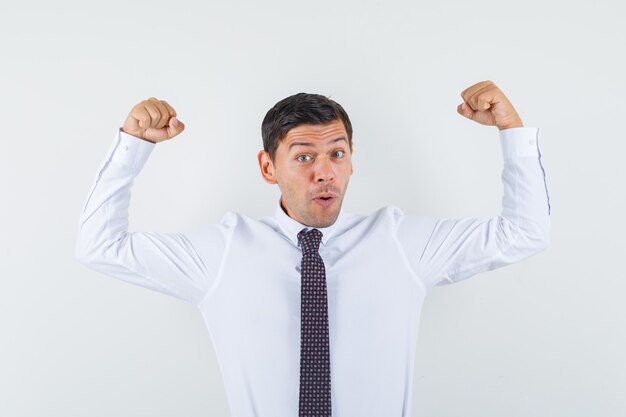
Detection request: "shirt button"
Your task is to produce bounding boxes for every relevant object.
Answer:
[529,139,535,145]
[122,145,128,151]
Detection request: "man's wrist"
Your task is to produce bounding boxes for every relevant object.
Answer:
[498,122,524,131]
[120,127,156,143]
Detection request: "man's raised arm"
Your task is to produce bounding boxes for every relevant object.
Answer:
[395,81,551,290]
[74,98,232,306]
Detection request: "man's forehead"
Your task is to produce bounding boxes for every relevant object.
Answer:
[283,120,348,143]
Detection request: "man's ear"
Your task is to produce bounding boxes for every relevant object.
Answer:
[350,146,354,175]
[258,150,278,184]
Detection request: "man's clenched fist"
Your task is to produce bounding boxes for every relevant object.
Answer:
[123,97,185,143]
[456,80,524,131]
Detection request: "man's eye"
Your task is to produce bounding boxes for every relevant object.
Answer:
[297,155,312,162]
[332,150,345,158]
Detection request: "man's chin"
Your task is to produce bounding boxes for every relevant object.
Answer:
[285,196,344,228]
[310,219,336,228]
[309,208,341,228]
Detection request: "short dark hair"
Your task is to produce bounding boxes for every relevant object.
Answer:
[261,92,353,161]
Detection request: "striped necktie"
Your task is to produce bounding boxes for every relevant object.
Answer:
[297,228,332,416]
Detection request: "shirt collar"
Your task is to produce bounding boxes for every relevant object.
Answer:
[275,197,345,247]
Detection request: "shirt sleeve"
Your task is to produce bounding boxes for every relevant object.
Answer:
[74,128,232,305]
[394,127,551,291]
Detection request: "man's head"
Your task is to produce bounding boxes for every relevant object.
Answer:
[258,93,354,228]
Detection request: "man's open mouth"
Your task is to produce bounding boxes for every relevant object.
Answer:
[314,195,337,207]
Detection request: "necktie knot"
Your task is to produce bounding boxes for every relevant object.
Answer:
[298,228,323,255]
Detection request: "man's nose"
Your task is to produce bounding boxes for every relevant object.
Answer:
[314,157,335,183]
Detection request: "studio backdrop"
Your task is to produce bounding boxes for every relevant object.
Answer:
[1,0,624,416]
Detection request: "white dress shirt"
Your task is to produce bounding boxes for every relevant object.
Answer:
[75,126,550,417]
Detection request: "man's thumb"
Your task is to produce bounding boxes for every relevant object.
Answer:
[457,102,474,120]
[168,116,185,137]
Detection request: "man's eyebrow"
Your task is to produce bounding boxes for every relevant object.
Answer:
[288,136,348,150]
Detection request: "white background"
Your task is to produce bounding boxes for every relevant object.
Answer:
[1,0,625,416]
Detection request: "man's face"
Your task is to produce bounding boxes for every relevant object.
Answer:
[258,119,353,228]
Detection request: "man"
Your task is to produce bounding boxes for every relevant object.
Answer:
[75,80,550,417]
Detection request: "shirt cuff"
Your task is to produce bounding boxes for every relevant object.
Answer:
[499,126,541,160]
[110,127,156,171]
